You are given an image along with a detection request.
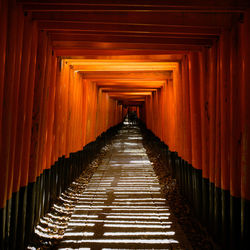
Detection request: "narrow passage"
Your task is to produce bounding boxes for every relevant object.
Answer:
[55,122,191,250]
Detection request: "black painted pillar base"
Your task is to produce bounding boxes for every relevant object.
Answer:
[208,182,215,234]
[201,178,209,226]
[214,186,222,243]
[187,164,193,204]
[230,195,241,250]
[0,205,6,250]
[44,168,51,213]
[16,186,28,250]
[192,168,202,219]
[25,181,37,246]
[9,191,19,250]
[221,189,230,249]
[241,198,250,250]
[5,197,12,249]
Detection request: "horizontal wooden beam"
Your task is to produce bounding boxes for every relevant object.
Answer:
[97,80,165,88]
[37,20,222,36]
[50,33,213,47]
[121,101,144,105]
[50,32,217,42]
[70,61,177,72]
[35,15,232,31]
[61,54,183,61]
[80,71,172,80]
[96,79,165,85]
[17,0,249,12]
[53,41,204,51]
[98,84,163,89]
[101,88,158,92]
[109,95,147,99]
[55,49,189,56]
[31,12,239,28]
[109,92,152,96]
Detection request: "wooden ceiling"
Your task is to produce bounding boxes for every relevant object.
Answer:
[18,0,248,105]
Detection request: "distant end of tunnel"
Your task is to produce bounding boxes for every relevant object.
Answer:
[1,0,250,249]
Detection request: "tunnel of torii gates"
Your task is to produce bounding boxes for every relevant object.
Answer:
[1,0,250,249]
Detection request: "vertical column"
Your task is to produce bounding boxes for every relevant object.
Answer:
[21,22,39,246]
[26,30,48,243]
[207,43,217,234]
[240,10,250,249]
[0,1,18,247]
[182,56,192,165]
[219,30,231,248]
[0,0,8,166]
[199,48,210,225]
[44,54,57,213]
[7,4,24,248]
[214,40,222,241]
[188,52,202,218]
[229,22,242,249]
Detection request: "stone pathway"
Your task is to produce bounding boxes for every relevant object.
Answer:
[56,124,192,250]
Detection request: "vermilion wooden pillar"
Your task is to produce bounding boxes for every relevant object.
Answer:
[20,20,38,189]
[66,67,73,156]
[219,30,231,248]
[182,55,192,165]
[176,65,184,159]
[0,2,19,247]
[188,52,202,218]
[0,0,8,168]
[172,71,178,153]
[46,54,57,170]
[188,52,202,171]
[7,9,25,249]
[26,30,48,244]
[12,14,32,203]
[207,43,217,234]
[8,3,24,201]
[51,59,61,165]
[38,43,53,177]
[21,23,38,248]
[229,21,242,249]
[43,54,57,213]
[214,40,222,241]
[29,31,48,183]
[240,10,250,249]
[182,55,193,203]
[199,48,210,226]
[35,38,53,226]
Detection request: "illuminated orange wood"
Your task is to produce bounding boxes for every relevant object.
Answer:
[20,21,38,187]
[188,52,202,169]
[28,30,48,183]
[0,0,19,207]
[13,14,32,193]
[0,0,8,165]
[220,30,230,191]
[207,45,216,185]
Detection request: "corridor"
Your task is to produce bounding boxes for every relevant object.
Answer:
[1,0,250,249]
[33,122,191,249]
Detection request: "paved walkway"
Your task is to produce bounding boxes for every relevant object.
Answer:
[57,123,191,249]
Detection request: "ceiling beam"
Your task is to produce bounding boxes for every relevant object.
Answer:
[52,41,204,51]
[55,49,189,56]
[17,0,249,12]
[80,71,172,80]
[101,89,158,92]
[37,20,222,35]
[50,33,213,47]
[30,12,240,28]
